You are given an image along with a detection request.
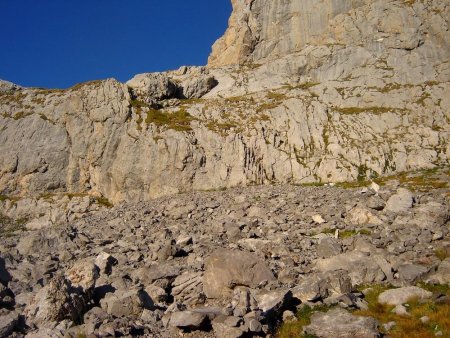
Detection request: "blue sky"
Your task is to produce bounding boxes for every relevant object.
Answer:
[0,0,231,88]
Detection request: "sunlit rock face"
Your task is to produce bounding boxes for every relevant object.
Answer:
[0,0,449,203]
[208,0,449,66]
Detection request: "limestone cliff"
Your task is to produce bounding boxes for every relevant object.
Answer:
[0,0,449,203]
[208,0,449,67]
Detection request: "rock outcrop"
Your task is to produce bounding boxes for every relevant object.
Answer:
[1,1,449,337]
[0,0,449,204]
[208,0,449,67]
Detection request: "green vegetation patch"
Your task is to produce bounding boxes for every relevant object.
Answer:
[276,304,332,338]
[145,107,195,132]
[283,82,320,91]
[334,106,396,115]
[339,229,371,238]
[95,196,113,208]
[336,166,449,192]
[0,213,27,238]
[433,247,449,261]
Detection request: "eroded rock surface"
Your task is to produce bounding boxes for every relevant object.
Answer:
[0,0,448,204]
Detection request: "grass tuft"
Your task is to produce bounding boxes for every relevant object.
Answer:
[276,304,330,338]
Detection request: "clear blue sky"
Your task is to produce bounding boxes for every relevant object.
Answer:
[0,0,231,89]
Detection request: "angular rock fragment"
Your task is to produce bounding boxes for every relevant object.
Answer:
[172,272,205,305]
[315,251,385,285]
[168,310,207,330]
[24,275,87,326]
[317,237,342,258]
[292,270,352,302]
[203,249,275,299]
[384,188,413,214]
[100,288,153,317]
[95,252,117,275]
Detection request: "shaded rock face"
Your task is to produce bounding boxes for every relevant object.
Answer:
[0,0,449,204]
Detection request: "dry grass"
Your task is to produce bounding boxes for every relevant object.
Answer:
[354,285,450,338]
[336,166,449,192]
[434,248,449,261]
[145,108,195,132]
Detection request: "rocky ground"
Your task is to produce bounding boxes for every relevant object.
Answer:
[0,168,449,337]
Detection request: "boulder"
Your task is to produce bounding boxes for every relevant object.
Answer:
[292,270,352,302]
[95,252,117,275]
[345,206,383,226]
[366,196,385,211]
[426,258,450,284]
[412,202,449,229]
[172,272,205,305]
[65,259,99,292]
[203,249,275,299]
[126,73,178,100]
[83,306,110,335]
[0,312,18,338]
[180,75,218,99]
[304,308,380,338]
[24,275,87,326]
[254,289,292,316]
[100,288,153,317]
[397,264,429,284]
[168,310,207,329]
[317,237,342,258]
[134,263,181,284]
[212,317,245,338]
[314,251,386,285]
[378,286,432,306]
[384,188,413,214]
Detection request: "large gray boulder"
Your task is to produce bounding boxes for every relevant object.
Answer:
[127,73,178,100]
[304,308,380,338]
[426,258,450,284]
[378,286,432,306]
[24,275,87,327]
[100,288,153,317]
[317,237,342,258]
[384,188,414,214]
[314,251,386,285]
[168,310,208,330]
[292,270,352,303]
[203,249,275,299]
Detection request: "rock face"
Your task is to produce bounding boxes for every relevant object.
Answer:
[0,1,449,203]
[208,0,449,67]
[0,1,449,337]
